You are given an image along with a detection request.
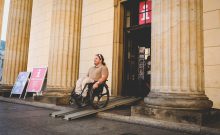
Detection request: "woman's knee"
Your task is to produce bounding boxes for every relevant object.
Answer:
[82,77,94,84]
[77,77,86,83]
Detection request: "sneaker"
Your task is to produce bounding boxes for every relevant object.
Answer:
[73,94,81,99]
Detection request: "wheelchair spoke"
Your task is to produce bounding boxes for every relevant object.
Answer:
[89,83,110,109]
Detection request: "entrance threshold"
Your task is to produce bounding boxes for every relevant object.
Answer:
[50,97,142,121]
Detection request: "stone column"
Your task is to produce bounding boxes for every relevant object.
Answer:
[45,0,82,97]
[1,0,32,90]
[0,0,4,39]
[135,0,212,124]
[112,0,124,96]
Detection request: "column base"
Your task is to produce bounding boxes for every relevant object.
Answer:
[131,105,212,125]
[0,84,13,97]
[131,92,213,125]
[34,87,72,105]
[144,92,213,110]
[33,96,70,105]
[43,87,72,97]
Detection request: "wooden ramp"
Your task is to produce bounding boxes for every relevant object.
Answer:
[50,97,141,121]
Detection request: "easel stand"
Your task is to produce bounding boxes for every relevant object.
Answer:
[10,93,22,99]
[23,91,42,99]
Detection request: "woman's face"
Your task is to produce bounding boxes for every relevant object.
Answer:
[94,55,101,66]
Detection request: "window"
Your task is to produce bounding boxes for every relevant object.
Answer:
[124,0,152,28]
[139,0,152,25]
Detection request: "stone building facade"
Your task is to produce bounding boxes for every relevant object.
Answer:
[0,0,219,123]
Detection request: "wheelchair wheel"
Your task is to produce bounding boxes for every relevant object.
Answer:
[69,97,75,105]
[69,88,76,105]
[90,84,110,109]
[74,96,89,107]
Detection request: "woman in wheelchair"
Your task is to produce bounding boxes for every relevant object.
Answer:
[70,54,109,109]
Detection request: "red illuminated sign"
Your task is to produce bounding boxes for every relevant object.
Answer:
[139,0,152,25]
[26,67,47,93]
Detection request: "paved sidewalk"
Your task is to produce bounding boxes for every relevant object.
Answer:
[0,96,220,135]
[0,101,192,135]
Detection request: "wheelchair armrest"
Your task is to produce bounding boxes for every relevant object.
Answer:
[97,80,108,84]
[86,80,108,89]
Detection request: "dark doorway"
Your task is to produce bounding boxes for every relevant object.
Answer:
[122,0,151,97]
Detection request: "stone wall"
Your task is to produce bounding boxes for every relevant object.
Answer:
[79,0,114,91]
[27,0,53,71]
[203,0,220,109]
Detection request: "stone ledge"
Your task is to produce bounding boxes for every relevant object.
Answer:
[0,96,69,110]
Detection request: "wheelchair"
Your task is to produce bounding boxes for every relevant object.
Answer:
[69,81,110,109]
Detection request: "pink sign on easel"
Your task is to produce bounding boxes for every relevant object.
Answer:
[24,67,47,99]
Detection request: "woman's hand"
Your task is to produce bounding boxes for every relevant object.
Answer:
[92,82,99,89]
